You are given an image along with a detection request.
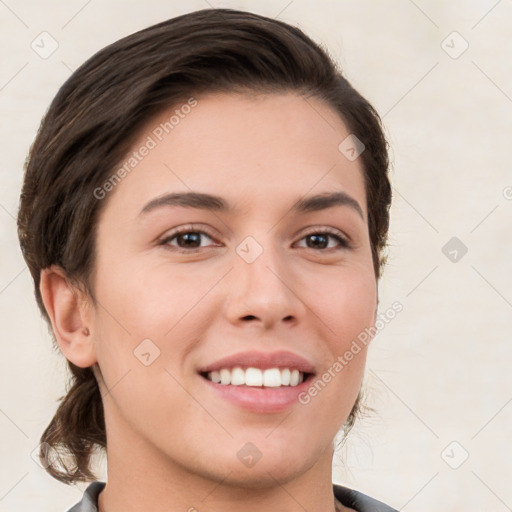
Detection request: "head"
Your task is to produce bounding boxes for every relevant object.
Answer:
[17,8,391,485]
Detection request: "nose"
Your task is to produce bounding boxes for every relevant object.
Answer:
[222,235,306,330]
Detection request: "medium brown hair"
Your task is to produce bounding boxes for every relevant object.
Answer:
[17,8,392,484]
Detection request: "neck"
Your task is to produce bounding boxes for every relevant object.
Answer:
[97,409,347,512]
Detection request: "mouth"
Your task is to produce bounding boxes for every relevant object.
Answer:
[197,367,316,414]
[196,350,317,413]
[198,367,315,388]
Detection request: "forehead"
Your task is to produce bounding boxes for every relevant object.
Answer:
[99,91,367,221]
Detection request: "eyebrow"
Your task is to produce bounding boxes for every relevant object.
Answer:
[139,191,364,220]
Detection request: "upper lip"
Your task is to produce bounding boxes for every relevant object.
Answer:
[197,350,316,375]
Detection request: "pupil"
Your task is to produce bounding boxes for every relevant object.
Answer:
[308,234,327,249]
[179,233,200,247]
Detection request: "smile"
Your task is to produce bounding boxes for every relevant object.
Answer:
[198,369,316,414]
[201,366,308,387]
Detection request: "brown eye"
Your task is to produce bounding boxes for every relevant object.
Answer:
[296,230,350,251]
[160,227,219,253]
[172,231,209,248]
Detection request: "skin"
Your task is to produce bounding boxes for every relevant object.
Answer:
[40,92,378,512]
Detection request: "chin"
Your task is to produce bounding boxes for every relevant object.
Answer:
[212,462,306,490]
[203,444,319,489]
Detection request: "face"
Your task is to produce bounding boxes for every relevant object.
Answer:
[87,92,377,487]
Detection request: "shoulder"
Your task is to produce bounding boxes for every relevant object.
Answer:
[66,481,106,512]
[333,483,399,512]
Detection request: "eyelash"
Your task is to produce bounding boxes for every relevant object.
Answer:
[158,224,352,253]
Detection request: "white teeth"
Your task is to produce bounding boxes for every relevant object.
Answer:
[220,368,230,385]
[231,367,245,385]
[245,367,263,386]
[263,368,281,387]
[205,366,306,387]
[290,369,300,386]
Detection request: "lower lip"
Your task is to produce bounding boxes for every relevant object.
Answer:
[198,374,314,414]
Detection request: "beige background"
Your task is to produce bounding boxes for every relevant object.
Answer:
[1,1,511,511]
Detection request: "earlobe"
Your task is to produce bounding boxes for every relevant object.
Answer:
[39,265,97,368]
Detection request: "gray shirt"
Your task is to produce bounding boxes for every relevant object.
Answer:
[66,481,398,511]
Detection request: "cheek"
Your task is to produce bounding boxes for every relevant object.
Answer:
[91,266,199,426]
[309,265,377,345]
[300,271,374,420]
[92,260,219,369]
[94,259,191,332]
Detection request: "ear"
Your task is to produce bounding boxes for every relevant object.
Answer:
[39,265,97,368]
